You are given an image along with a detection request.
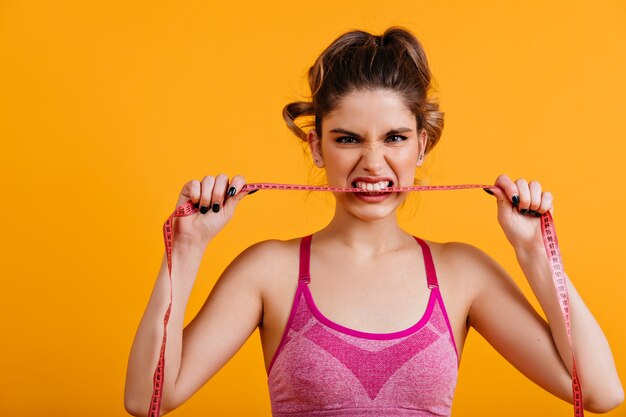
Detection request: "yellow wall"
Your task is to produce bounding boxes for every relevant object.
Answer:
[1,1,624,415]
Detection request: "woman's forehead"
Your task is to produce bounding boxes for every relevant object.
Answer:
[323,90,417,133]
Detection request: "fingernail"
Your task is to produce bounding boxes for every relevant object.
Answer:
[248,189,259,195]
[534,211,542,217]
[200,205,209,214]
[228,186,236,196]
[483,188,494,195]
[512,195,519,206]
[520,208,528,215]
[193,202,199,209]
[528,210,537,216]
[212,203,220,213]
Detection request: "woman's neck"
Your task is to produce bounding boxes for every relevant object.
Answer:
[315,204,410,256]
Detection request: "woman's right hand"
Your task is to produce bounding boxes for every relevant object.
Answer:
[173,174,256,246]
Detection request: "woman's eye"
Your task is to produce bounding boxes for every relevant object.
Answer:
[386,135,408,143]
[336,136,359,144]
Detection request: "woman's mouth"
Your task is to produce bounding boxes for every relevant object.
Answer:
[351,180,393,193]
[350,180,394,202]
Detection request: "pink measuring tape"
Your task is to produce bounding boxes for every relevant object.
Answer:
[148,182,583,416]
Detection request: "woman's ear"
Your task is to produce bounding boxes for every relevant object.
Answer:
[416,128,427,167]
[308,129,325,168]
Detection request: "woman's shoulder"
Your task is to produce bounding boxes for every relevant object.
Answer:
[225,236,302,283]
[235,236,300,262]
[424,238,511,294]
[423,239,503,283]
[426,239,494,265]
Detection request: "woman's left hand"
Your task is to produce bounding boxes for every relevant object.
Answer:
[485,174,554,253]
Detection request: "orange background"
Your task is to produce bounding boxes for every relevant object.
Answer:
[1,1,624,416]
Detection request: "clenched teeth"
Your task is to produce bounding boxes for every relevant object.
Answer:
[353,181,392,191]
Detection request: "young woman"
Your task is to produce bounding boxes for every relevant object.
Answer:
[124,28,623,416]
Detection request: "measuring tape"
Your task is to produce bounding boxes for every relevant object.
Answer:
[148,182,583,417]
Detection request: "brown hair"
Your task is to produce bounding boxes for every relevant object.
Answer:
[283,27,444,154]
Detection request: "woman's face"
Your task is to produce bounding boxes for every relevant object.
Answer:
[308,89,427,221]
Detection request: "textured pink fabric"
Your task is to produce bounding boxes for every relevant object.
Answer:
[267,235,459,417]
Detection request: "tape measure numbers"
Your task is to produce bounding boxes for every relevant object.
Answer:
[148,182,583,417]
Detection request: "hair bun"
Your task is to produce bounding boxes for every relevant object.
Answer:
[283,26,444,153]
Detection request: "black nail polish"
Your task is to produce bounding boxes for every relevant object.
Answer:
[528,210,537,216]
[228,186,236,196]
[248,189,259,195]
[512,195,519,206]
[193,202,199,209]
[534,211,542,217]
[200,205,209,214]
[212,203,220,213]
[483,188,494,195]
[520,208,528,215]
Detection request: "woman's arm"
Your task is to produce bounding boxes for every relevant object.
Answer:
[471,174,623,413]
[124,241,209,415]
[124,239,269,416]
[124,174,263,416]
[516,245,622,411]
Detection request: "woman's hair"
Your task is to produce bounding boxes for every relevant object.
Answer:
[283,27,444,154]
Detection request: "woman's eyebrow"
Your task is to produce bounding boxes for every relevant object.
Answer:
[329,127,413,136]
[329,128,361,136]
[386,127,413,135]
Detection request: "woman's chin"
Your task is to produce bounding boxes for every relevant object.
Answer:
[337,193,403,220]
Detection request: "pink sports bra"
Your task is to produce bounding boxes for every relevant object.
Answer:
[267,234,459,417]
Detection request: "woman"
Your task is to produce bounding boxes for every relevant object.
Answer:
[124,28,623,416]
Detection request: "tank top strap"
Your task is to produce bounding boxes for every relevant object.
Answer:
[298,234,312,284]
[413,236,439,289]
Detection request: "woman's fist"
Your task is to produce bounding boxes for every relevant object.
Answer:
[173,174,256,245]
[485,174,554,253]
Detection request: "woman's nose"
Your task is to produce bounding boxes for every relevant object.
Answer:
[361,146,387,173]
